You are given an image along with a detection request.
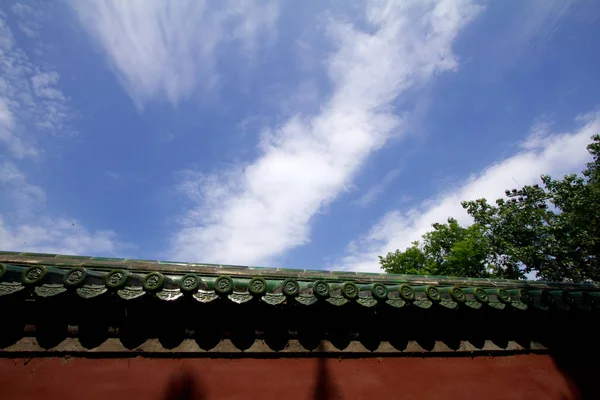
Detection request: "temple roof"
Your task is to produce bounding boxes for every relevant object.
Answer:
[1,251,598,311]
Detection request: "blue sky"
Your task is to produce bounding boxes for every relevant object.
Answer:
[1,0,599,272]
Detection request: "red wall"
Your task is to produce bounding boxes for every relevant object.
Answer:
[0,354,587,399]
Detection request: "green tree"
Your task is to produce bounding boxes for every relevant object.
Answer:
[380,218,494,278]
[381,135,600,282]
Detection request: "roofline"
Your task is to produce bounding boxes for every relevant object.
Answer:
[1,250,597,290]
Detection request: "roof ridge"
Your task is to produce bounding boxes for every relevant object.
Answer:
[1,250,598,289]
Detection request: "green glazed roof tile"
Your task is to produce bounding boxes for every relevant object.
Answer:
[217,265,249,273]
[332,271,357,276]
[59,255,94,260]
[159,260,189,266]
[198,262,226,267]
[276,268,306,273]
[123,258,160,263]
[304,268,331,273]
[356,271,384,276]
[21,252,58,257]
[1,251,599,313]
[92,256,127,262]
[247,266,279,271]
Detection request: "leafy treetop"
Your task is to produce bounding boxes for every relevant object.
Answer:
[380,134,600,282]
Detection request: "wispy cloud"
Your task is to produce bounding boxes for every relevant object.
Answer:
[0,160,45,218]
[337,112,600,272]
[0,216,128,255]
[0,161,131,255]
[0,98,37,158]
[72,0,279,107]
[0,10,74,158]
[353,168,402,207]
[472,0,577,80]
[0,4,127,256]
[10,2,39,18]
[11,2,42,38]
[169,0,483,265]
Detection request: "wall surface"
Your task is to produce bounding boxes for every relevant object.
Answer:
[0,354,590,399]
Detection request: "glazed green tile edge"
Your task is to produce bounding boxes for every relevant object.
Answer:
[0,261,599,311]
[1,251,599,291]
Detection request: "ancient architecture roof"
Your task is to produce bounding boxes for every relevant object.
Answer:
[2,250,600,356]
[1,251,598,312]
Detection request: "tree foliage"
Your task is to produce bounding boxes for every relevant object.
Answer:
[380,135,600,282]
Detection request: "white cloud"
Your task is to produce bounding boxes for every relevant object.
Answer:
[228,0,279,55]
[170,0,482,265]
[0,11,74,157]
[0,216,127,255]
[0,161,130,256]
[468,0,577,80]
[10,2,38,18]
[0,160,45,218]
[0,97,38,158]
[31,72,65,100]
[353,168,402,207]
[0,6,127,257]
[11,2,42,38]
[71,0,279,107]
[17,22,37,38]
[337,112,600,272]
[520,117,554,150]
